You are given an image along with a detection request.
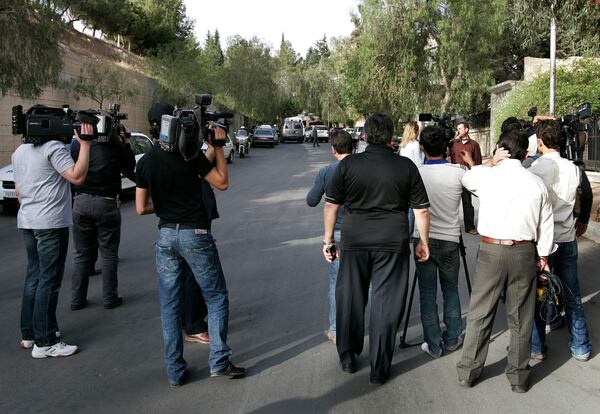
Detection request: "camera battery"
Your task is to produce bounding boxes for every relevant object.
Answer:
[160,115,178,145]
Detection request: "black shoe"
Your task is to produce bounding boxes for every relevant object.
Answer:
[341,358,356,374]
[71,300,87,311]
[457,379,473,388]
[511,383,529,393]
[370,375,389,385]
[103,297,123,309]
[211,363,246,378]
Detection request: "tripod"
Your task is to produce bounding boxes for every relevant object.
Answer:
[399,234,472,348]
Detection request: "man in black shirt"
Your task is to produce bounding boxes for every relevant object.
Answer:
[135,126,244,386]
[324,113,431,385]
[70,128,136,310]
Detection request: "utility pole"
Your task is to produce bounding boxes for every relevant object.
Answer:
[549,5,556,116]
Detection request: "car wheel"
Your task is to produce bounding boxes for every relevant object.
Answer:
[2,201,19,214]
[270,143,274,148]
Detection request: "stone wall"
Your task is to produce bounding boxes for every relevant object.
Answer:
[0,28,156,165]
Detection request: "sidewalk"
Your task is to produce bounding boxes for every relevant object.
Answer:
[583,178,600,244]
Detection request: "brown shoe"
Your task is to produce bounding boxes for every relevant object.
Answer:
[467,229,479,235]
[185,332,210,344]
[530,352,546,361]
[325,329,336,344]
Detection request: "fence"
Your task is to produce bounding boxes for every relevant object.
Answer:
[584,116,600,172]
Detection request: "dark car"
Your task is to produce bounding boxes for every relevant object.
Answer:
[252,128,276,148]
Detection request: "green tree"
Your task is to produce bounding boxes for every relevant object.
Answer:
[0,0,64,98]
[494,58,600,138]
[72,60,140,108]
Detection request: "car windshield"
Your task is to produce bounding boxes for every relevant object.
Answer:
[256,129,272,136]
[293,122,302,129]
[317,127,327,131]
[237,130,248,137]
[130,135,153,155]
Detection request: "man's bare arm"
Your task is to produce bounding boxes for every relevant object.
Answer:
[135,187,154,215]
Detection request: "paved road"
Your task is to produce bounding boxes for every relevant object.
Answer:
[1,143,599,413]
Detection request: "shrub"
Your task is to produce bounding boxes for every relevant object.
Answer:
[494,58,600,140]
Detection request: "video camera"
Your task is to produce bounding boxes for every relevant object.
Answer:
[418,113,454,143]
[557,103,592,162]
[12,104,100,145]
[159,93,233,161]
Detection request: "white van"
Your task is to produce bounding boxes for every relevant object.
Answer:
[282,117,304,143]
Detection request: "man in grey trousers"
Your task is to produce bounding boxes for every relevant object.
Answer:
[456,126,554,393]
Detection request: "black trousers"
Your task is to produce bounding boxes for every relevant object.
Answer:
[71,193,121,306]
[461,189,475,231]
[336,249,409,380]
[182,263,208,334]
[312,135,319,147]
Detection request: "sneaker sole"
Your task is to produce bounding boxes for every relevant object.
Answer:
[32,348,79,359]
[184,337,210,344]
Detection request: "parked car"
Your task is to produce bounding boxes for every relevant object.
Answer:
[252,127,276,147]
[315,126,329,143]
[260,124,280,145]
[121,132,154,191]
[0,132,154,212]
[201,133,236,163]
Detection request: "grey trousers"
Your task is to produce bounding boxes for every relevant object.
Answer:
[71,193,121,306]
[457,242,536,386]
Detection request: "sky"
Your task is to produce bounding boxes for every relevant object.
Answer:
[183,0,360,56]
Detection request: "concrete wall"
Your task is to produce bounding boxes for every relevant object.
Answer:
[0,28,157,165]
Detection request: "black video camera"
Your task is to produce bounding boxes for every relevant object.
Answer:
[557,103,592,162]
[92,103,129,144]
[12,104,100,145]
[418,113,455,143]
[159,93,233,161]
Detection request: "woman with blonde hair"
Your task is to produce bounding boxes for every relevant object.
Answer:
[399,121,423,240]
[398,121,423,167]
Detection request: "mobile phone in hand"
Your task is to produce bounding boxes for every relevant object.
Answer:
[326,243,337,260]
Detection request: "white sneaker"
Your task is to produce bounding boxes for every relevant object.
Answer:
[32,342,79,359]
[20,339,34,349]
[421,342,441,359]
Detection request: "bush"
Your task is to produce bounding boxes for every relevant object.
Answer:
[494,58,600,140]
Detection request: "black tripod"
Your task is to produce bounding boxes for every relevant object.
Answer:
[399,234,472,348]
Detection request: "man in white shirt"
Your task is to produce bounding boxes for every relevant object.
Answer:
[456,127,554,393]
[528,119,592,362]
[413,126,465,358]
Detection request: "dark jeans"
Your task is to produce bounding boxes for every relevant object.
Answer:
[20,228,69,346]
[182,263,208,334]
[414,238,462,356]
[336,249,409,380]
[155,227,231,385]
[312,135,319,147]
[531,240,592,357]
[461,189,475,232]
[71,193,121,306]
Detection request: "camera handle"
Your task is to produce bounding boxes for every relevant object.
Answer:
[399,234,472,348]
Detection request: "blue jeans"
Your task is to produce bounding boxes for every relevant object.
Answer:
[20,228,69,346]
[531,240,592,357]
[155,228,231,385]
[414,238,462,356]
[327,231,341,336]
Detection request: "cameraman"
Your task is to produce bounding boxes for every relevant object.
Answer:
[135,124,245,386]
[529,119,592,362]
[69,122,136,311]
[413,126,465,359]
[13,123,94,358]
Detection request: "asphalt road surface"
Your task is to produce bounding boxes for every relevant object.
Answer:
[1,143,599,413]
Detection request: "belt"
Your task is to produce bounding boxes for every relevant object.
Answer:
[75,192,118,201]
[481,236,532,246]
[160,223,209,231]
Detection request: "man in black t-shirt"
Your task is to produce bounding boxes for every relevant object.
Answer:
[324,113,431,385]
[135,126,245,386]
[70,130,136,311]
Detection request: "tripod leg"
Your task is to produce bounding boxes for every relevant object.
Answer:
[459,235,472,295]
[400,269,419,348]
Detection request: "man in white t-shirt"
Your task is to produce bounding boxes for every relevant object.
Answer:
[13,124,93,358]
[413,126,466,358]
